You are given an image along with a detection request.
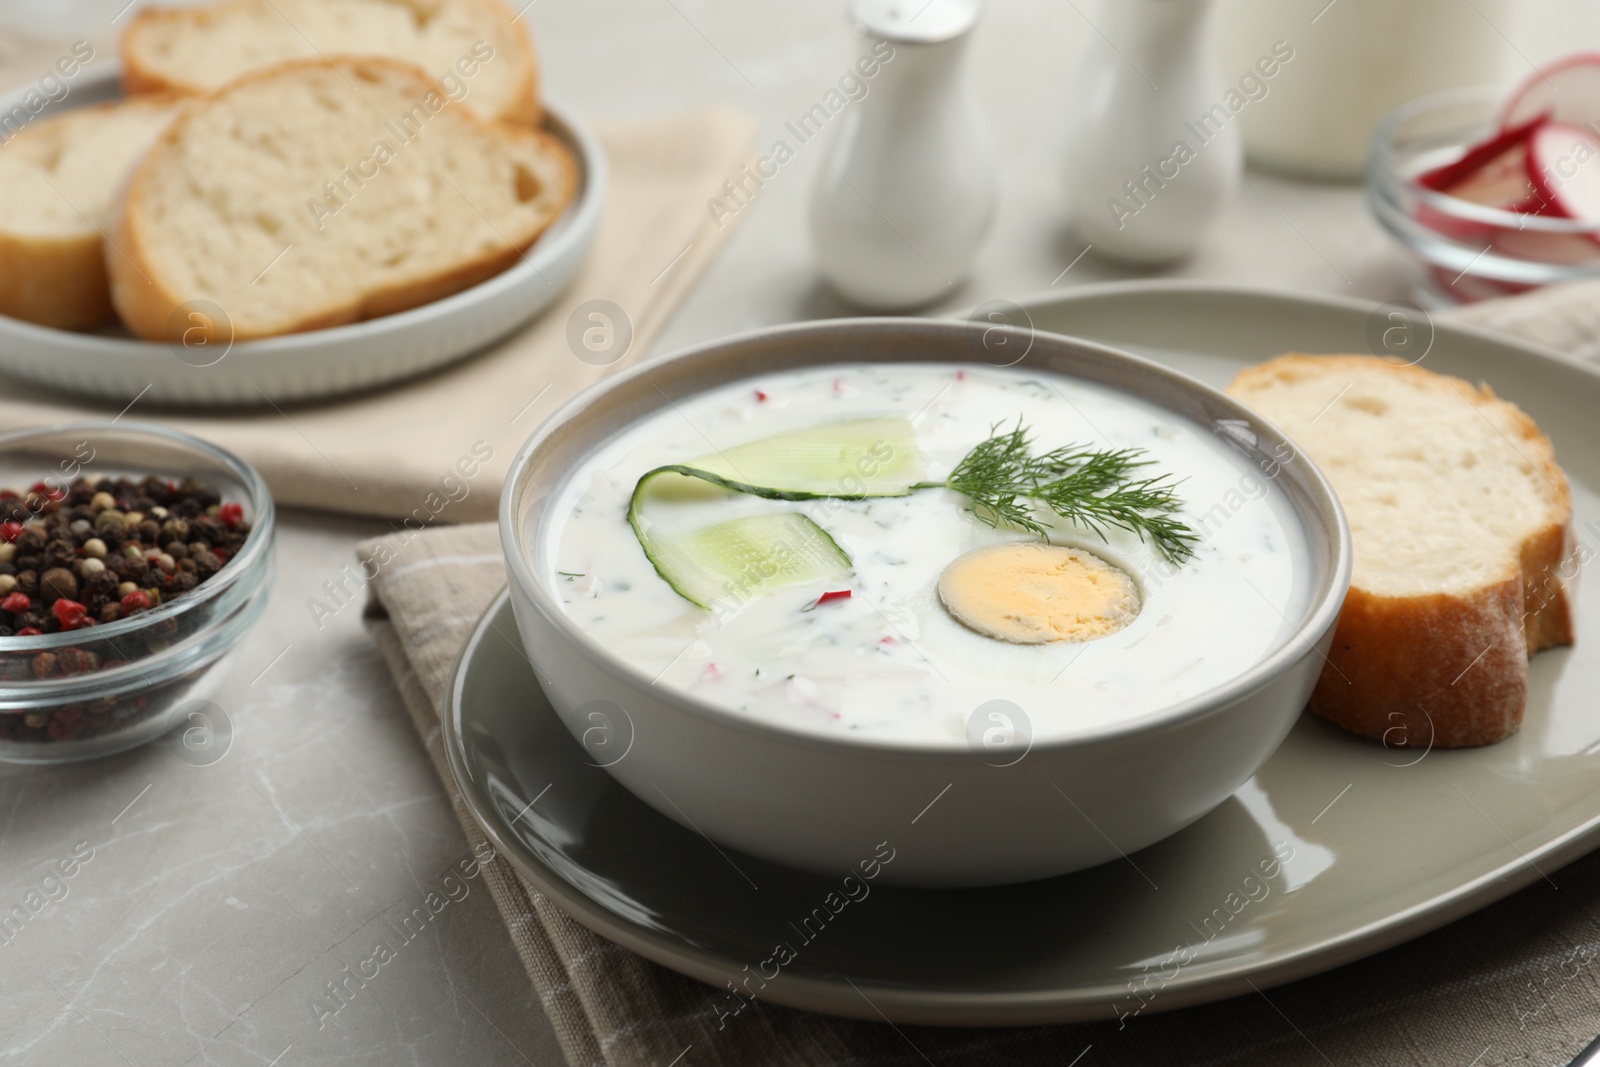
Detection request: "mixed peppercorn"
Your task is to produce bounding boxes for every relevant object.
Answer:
[0,474,249,640]
[0,474,253,746]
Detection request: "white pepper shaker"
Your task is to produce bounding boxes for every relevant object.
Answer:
[809,0,996,310]
[1061,0,1240,264]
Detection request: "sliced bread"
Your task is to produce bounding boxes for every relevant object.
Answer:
[0,97,182,329]
[122,0,540,126]
[1228,354,1575,748]
[107,57,577,343]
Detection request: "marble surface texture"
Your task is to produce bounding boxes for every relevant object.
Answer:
[2,0,1597,1064]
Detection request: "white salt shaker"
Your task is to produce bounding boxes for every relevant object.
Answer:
[1061,0,1240,264]
[809,0,996,310]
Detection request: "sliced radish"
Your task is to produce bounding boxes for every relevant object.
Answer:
[1414,201,1494,245]
[1427,265,1535,303]
[1419,114,1547,192]
[1415,121,1542,243]
[1500,53,1600,131]
[802,589,852,611]
[1443,149,1537,208]
[1490,225,1600,264]
[1526,122,1600,221]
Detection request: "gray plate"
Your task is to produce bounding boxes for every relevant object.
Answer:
[443,282,1600,1025]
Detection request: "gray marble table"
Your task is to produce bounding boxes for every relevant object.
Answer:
[2,1,1594,1064]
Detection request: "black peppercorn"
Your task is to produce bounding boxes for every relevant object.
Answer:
[39,567,78,604]
[85,571,118,602]
[43,541,76,569]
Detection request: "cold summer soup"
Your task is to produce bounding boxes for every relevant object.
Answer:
[539,363,1314,745]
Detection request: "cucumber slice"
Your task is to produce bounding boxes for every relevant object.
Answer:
[632,510,852,610]
[625,417,922,609]
[684,417,926,498]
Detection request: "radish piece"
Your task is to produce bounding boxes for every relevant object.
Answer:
[1414,116,1546,242]
[1527,122,1600,221]
[1418,114,1547,192]
[1427,265,1534,304]
[1500,53,1600,131]
[1506,193,1563,217]
[1414,200,1498,245]
[803,589,852,611]
[1415,124,1543,243]
[1491,225,1600,264]
[1446,148,1538,208]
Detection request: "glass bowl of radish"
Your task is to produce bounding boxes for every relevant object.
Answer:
[1370,55,1600,305]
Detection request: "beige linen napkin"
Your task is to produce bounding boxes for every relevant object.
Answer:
[361,525,1600,1067]
[1444,278,1600,361]
[0,33,755,519]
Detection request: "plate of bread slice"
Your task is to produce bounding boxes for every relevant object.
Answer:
[0,0,602,405]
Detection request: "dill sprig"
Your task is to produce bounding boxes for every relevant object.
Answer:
[918,420,1199,564]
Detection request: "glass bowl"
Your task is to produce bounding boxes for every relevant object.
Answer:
[1369,85,1600,306]
[0,423,274,763]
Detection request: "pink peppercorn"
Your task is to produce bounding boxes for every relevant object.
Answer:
[52,598,91,630]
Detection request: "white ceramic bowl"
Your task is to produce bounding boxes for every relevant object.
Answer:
[0,68,605,406]
[499,319,1351,887]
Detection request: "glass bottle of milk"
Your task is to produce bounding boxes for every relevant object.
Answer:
[1208,0,1512,178]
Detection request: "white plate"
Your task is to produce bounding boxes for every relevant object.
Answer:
[0,68,604,405]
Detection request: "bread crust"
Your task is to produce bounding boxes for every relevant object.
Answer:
[121,0,541,126]
[0,98,181,330]
[1229,354,1575,748]
[107,56,577,344]
[119,5,197,98]
[1312,582,1531,749]
[481,0,542,126]
[0,229,113,330]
